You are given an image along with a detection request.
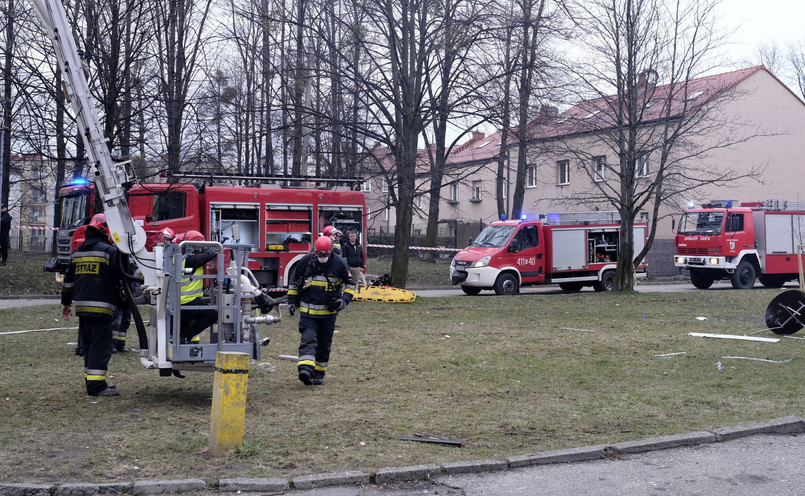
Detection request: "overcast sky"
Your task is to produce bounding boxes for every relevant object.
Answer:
[720,0,805,68]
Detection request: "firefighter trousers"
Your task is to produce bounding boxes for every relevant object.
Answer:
[297,314,336,378]
[79,316,114,395]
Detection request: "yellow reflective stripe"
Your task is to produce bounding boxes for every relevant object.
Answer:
[304,280,331,288]
[287,289,299,296]
[301,306,336,316]
[75,306,116,317]
[85,373,106,381]
[72,256,110,265]
[314,364,327,372]
[344,288,356,296]
[297,359,315,367]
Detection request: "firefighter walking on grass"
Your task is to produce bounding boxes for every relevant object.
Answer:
[61,214,125,397]
[287,236,355,386]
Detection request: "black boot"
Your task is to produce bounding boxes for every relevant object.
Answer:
[298,367,314,386]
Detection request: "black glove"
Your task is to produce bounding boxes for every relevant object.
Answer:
[287,303,296,316]
[330,298,346,312]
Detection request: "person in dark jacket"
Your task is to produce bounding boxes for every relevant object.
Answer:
[287,236,355,386]
[0,205,11,266]
[342,229,367,286]
[177,230,219,343]
[61,214,124,397]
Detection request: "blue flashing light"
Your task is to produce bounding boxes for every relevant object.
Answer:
[500,214,506,221]
[724,200,732,208]
[687,201,695,209]
[520,213,528,221]
[70,177,89,186]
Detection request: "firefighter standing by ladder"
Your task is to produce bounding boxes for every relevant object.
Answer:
[61,214,126,397]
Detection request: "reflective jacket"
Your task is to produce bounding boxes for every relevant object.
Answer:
[180,249,218,304]
[287,253,355,318]
[61,232,122,319]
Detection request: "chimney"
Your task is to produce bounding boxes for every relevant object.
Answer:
[471,131,485,141]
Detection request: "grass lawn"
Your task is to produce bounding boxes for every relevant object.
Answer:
[0,276,802,484]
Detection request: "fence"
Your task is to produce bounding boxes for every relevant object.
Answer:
[7,225,57,254]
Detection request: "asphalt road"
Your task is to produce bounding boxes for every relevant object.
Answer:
[278,433,805,496]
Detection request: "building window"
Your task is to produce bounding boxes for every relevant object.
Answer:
[362,180,371,192]
[471,181,482,201]
[381,179,389,193]
[593,156,606,182]
[382,207,390,221]
[527,166,537,188]
[502,182,507,199]
[415,195,423,208]
[637,154,649,177]
[557,160,570,185]
[449,183,459,203]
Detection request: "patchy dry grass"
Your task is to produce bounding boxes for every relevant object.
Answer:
[0,288,803,484]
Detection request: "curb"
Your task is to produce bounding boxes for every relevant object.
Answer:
[0,416,802,495]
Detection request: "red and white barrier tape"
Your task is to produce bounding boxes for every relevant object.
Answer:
[368,244,460,252]
[12,225,59,231]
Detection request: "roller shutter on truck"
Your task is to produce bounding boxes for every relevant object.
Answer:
[551,229,588,270]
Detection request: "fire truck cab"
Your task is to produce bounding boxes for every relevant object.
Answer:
[674,200,805,289]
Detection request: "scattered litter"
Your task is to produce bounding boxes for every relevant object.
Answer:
[399,431,463,446]
[443,334,451,339]
[784,335,805,340]
[688,332,780,343]
[721,356,793,364]
[278,354,299,361]
[716,361,724,370]
[696,317,707,321]
[654,352,686,358]
[257,362,276,373]
[642,314,647,319]
[560,327,595,333]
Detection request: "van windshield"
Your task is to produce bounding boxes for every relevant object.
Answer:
[677,212,724,235]
[471,225,517,248]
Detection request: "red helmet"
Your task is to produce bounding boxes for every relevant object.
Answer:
[88,213,109,237]
[184,230,204,242]
[322,225,335,236]
[314,236,334,258]
[161,227,175,241]
[173,232,186,244]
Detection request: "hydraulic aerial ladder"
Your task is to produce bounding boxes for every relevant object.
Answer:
[31,0,280,374]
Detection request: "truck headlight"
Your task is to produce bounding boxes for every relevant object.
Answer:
[674,256,684,264]
[708,258,719,265]
[472,256,492,268]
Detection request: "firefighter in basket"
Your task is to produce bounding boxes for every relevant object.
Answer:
[177,230,219,344]
[287,236,355,386]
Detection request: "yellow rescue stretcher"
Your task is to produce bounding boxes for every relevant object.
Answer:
[352,285,417,303]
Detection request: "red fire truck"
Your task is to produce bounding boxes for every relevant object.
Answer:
[674,200,805,289]
[450,212,648,295]
[46,178,366,291]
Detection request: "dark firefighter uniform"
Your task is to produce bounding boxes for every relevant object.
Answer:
[287,252,355,385]
[178,247,218,343]
[61,228,124,396]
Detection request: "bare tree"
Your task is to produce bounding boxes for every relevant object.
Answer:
[559,0,764,290]
[151,0,214,175]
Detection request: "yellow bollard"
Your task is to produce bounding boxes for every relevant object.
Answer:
[209,351,250,455]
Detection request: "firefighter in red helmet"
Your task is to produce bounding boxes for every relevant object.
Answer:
[61,213,126,397]
[177,230,219,343]
[287,235,355,385]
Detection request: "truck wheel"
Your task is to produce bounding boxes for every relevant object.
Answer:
[494,273,519,295]
[689,269,714,289]
[593,271,614,292]
[730,260,757,289]
[759,274,786,288]
[461,286,482,296]
[559,282,584,292]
